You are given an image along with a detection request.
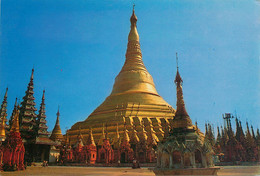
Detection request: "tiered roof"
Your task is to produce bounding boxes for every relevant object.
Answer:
[19,69,37,139]
[36,90,49,137]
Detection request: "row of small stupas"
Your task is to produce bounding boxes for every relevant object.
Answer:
[0,69,64,163]
[205,114,260,162]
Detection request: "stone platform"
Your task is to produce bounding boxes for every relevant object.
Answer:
[153,167,220,175]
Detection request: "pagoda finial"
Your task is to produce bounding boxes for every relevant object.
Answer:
[130,4,137,28]
[127,6,139,44]
[42,90,45,100]
[4,87,8,99]
[30,68,34,81]
[176,52,179,70]
[174,54,183,84]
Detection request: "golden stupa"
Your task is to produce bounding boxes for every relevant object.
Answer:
[68,9,175,144]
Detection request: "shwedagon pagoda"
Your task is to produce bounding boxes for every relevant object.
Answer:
[0,7,259,175]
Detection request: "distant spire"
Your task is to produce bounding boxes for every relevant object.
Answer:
[251,125,256,140]
[0,87,8,123]
[10,106,20,133]
[9,98,17,128]
[50,107,63,141]
[246,121,251,136]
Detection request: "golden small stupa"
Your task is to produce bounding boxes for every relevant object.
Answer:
[68,8,175,144]
[50,108,64,142]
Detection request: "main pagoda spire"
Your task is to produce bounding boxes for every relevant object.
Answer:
[172,53,193,129]
[36,90,49,137]
[19,69,38,139]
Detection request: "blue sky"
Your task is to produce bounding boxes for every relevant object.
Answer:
[1,0,259,134]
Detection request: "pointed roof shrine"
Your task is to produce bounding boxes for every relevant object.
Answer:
[19,69,37,139]
[36,90,49,137]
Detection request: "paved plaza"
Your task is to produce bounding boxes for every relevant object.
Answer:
[0,166,259,176]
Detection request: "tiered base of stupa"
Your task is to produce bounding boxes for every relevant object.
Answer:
[153,167,220,175]
[68,102,175,144]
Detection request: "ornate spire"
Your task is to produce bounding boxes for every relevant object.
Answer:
[10,106,20,133]
[138,121,148,142]
[173,54,192,129]
[50,107,63,141]
[19,69,37,139]
[9,97,18,128]
[36,90,49,137]
[122,124,130,143]
[216,126,221,144]
[76,126,84,146]
[146,119,159,146]
[129,127,139,144]
[86,128,96,146]
[251,125,256,140]
[98,124,106,146]
[0,87,8,123]
[112,123,121,148]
